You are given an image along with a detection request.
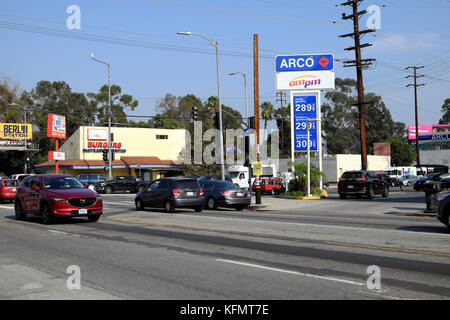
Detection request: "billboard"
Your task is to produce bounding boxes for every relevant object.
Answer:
[408,124,450,141]
[292,93,318,151]
[47,114,66,139]
[0,123,32,140]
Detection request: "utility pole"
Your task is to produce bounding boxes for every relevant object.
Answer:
[253,34,260,160]
[406,66,425,167]
[276,91,287,158]
[340,0,375,171]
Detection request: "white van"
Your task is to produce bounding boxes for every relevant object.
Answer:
[227,164,279,189]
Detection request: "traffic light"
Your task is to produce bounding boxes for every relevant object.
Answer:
[102,149,108,161]
[192,105,199,121]
[248,116,255,129]
[244,135,250,167]
[213,111,220,130]
[111,151,115,161]
[26,152,30,162]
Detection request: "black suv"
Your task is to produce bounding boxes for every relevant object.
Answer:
[437,191,450,231]
[338,170,389,199]
[135,177,204,213]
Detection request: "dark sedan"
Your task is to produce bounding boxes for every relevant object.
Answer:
[135,177,204,213]
[199,180,250,211]
[338,170,389,199]
[437,191,450,231]
[414,173,441,191]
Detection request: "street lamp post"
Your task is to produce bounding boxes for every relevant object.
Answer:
[91,54,112,179]
[229,72,248,125]
[177,31,225,181]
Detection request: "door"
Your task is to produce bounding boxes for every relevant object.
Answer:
[154,179,170,207]
[20,177,33,212]
[141,180,159,206]
[29,177,41,214]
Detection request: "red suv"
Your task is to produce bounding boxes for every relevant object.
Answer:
[253,177,283,195]
[14,174,103,224]
[0,179,20,203]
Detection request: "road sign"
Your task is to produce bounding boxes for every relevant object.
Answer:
[276,54,334,72]
[292,94,318,151]
[253,161,262,177]
[276,71,335,91]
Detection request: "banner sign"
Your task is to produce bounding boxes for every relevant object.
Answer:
[408,124,450,141]
[276,71,335,91]
[47,114,66,139]
[0,123,32,140]
[48,151,65,160]
[276,54,334,72]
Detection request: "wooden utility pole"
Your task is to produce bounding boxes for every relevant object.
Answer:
[253,34,260,159]
[340,0,375,170]
[406,66,425,167]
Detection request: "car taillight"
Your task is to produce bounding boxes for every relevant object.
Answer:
[173,189,180,195]
[339,178,344,182]
[356,176,367,182]
[200,188,203,196]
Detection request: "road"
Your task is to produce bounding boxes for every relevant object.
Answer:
[0,189,449,300]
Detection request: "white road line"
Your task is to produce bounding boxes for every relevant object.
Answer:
[0,205,14,209]
[215,258,365,286]
[48,230,87,238]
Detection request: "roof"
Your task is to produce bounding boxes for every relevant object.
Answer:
[35,157,181,170]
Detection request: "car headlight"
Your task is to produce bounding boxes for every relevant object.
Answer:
[50,197,66,202]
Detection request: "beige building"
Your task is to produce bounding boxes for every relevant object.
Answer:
[36,126,187,181]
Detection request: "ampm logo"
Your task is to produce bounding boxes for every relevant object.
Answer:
[289,75,321,89]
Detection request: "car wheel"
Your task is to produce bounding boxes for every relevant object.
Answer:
[367,186,375,199]
[207,198,216,210]
[14,200,26,221]
[87,215,100,222]
[382,185,389,198]
[194,206,203,213]
[339,194,347,199]
[41,204,53,225]
[164,200,174,213]
[235,205,245,211]
[105,186,113,194]
[135,198,144,211]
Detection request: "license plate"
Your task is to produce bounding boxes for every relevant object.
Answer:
[237,193,243,197]
[186,192,194,196]
[348,185,354,189]
[79,209,88,215]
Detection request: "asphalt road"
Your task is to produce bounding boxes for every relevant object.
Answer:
[0,190,449,300]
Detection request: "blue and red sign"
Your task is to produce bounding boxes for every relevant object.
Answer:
[293,94,318,151]
[276,54,334,72]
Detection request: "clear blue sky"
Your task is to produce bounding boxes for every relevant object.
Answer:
[1,0,449,128]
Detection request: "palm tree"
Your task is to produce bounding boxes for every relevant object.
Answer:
[260,101,275,140]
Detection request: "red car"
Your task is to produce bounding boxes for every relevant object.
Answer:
[252,177,283,195]
[0,179,20,203]
[14,174,103,224]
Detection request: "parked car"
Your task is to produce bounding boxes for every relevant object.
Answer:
[414,172,444,191]
[398,175,419,186]
[77,174,106,190]
[10,174,33,181]
[135,177,204,213]
[437,191,450,231]
[338,170,389,199]
[252,177,283,195]
[14,174,102,224]
[0,179,20,203]
[94,175,144,194]
[199,180,250,211]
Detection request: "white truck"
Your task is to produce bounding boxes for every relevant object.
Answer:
[227,164,278,189]
[384,166,426,186]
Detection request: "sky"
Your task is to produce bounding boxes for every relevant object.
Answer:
[1,0,449,131]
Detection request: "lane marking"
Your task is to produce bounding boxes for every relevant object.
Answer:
[104,217,450,258]
[0,205,14,209]
[215,258,365,286]
[48,229,87,238]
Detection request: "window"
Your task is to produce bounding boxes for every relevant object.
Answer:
[239,173,245,180]
[156,135,168,140]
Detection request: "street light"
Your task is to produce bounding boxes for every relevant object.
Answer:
[228,72,249,126]
[91,53,112,179]
[177,31,225,181]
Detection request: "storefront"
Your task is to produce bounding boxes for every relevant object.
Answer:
[35,126,186,180]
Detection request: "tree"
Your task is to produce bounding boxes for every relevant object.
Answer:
[385,137,416,166]
[274,105,290,158]
[288,161,325,192]
[260,101,275,137]
[439,98,450,124]
[322,77,407,155]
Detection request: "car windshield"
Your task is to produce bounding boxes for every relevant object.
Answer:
[342,172,363,179]
[2,180,19,186]
[229,172,240,179]
[217,181,240,190]
[176,180,200,189]
[43,177,85,189]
